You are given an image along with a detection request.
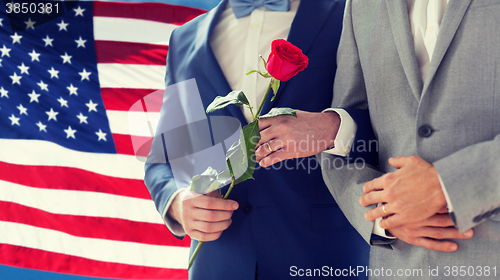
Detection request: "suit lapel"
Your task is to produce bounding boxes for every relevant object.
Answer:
[422,0,472,95]
[194,0,247,124]
[261,0,340,114]
[385,0,424,102]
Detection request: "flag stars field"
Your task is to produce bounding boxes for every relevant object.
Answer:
[74,6,85,17]
[64,126,77,139]
[48,67,59,78]
[10,72,22,85]
[46,108,59,121]
[9,114,20,126]
[57,97,69,108]
[76,113,88,124]
[61,52,72,64]
[75,37,87,48]
[37,80,48,91]
[17,104,28,115]
[67,84,78,95]
[11,32,22,44]
[25,18,36,30]
[57,20,69,31]
[18,63,30,75]
[96,129,106,141]
[36,121,47,132]
[28,49,41,62]
[28,90,40,103]
[43,35,54,47]
[0,87,8,98]
[0,45,11,57]
[86,100,98,112]
[79,68,91,81]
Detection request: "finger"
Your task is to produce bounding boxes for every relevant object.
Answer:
[411,237,459,252]
[388,156,419,169]
[191,219,233,235]
[190,207,234,223]
[359,189,386,207]
[362,177,385,194]
[421,213,455,227]
[379,213,422,229]
[191,195,238,211]
[363,203,391,221]
[255,141,277,162]
[189,230,225,242]
[437,206,449,214]
[415,227,474,240]
[257,118,273,131]
[258,149,288,168]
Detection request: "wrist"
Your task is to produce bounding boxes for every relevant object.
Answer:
[321,111,341,150]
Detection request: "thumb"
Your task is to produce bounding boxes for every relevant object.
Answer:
[388,156,411,169]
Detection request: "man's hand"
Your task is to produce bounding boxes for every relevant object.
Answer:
[255,110,340,167]
[386,212,473,252]
[360,156,447,229]
[168,189,239,242]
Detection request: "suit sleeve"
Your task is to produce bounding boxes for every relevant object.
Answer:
[320,0,393,247]
[144,30,186,239]
[433,135,500,232]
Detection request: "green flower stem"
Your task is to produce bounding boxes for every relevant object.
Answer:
[223,178,236,200]
[254,79,274,120]
[188,179,236,271]
[188,241,203,271]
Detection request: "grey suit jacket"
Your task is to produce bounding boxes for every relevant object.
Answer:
[321,0,500,278]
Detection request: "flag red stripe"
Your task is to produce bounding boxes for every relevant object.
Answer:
[95,41,168,65]
[0,201,190,247]
[0,161,150,199]
[0,244,188,280]
[113,133,153,158]
[101,88,163,112]
[94,1,206,25]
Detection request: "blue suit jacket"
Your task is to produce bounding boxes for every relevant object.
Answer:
[145,0,374,279]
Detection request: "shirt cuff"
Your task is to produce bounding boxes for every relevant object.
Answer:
[372,208,397,239]
[162,188,187,237]
[437,173,454,212]
[322,108,357,157]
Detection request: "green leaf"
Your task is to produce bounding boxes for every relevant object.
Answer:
[259,107,297,119]
[206,91,250,114]
[246,70,259,75]
[226,120,261,185]
[270,79,280,101]
[259,54,268,70]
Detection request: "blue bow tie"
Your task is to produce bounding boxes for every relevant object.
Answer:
[229,0,290,18]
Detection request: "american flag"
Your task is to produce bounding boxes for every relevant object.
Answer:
[0,1,214,279]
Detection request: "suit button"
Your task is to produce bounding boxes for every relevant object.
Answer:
[418,124,433,138]
[243,203,252,214]
[473,215,483,223]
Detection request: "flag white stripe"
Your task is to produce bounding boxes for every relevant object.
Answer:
[108,110,161,137]
[97,64,166,89]
[94,16,175,45]
[0,139,145,180]
[0,181,164,224]
[0,221,189,269]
